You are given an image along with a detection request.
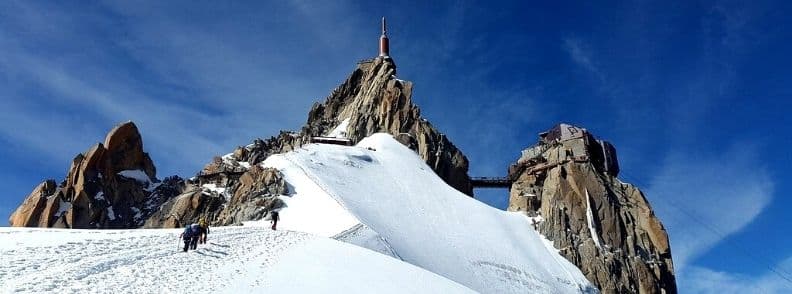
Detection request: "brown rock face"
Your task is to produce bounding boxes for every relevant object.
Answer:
[8,180,57,227]
[508,124,676,293]
[9,122,183,228]
[144,166,287,228]
[304,57,472,195]
[201,57,471,196]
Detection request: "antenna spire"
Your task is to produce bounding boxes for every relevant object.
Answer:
[379,17,390,57]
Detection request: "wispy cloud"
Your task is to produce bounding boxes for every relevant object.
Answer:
[645,144,774,273]
[683,256,792,293]
[562,37,603,81]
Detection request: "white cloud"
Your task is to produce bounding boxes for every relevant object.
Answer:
[682,256,792,293]
[562,37,603,81]
[645,144,774,274]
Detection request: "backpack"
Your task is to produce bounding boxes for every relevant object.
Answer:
[190,223,201,235]
[183,225,193,238]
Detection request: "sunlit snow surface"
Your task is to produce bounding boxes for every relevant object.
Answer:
[0,227,470,293]
[0,133,597,293]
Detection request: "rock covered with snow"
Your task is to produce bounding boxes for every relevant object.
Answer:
[508,123,676,293]
[8,122,184,228]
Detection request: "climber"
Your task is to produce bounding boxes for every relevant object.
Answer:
[189,223,201,250]
[270,210,280,231]
[179,224,200,252]
[198,217,210,244]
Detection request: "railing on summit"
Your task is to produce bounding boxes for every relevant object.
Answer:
[310,137,354,146]
[470,177,512,188]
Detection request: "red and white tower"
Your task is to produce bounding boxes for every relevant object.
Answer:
[379,17,389,57]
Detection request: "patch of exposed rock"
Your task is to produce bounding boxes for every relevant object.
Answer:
[8,122,184,228]
[508,124,676,293]
[145,165,287,228]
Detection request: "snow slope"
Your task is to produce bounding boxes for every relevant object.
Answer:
[265,133,598,293]
[0,227,471,293]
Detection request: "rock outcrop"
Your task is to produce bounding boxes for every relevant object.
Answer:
[144,166,287,228]
[302,57,471,195]
[508,124,676,293]
[8,122,184,228]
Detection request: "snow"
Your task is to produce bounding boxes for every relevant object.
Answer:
[221,152,234,161]
[264,238,472,293]
[131,207,142,220]
[585,189,603,250]
[220,152,251,170]
[56,198,71,217]
[326,118,350,138]
[0,227,469,293]
[202,183,227,196]
[266,133,597,293]
[242,155,360,238]
[332,223,400,258]
[117,170,151,189]
[117,170,150,183]
[106,206,116,220]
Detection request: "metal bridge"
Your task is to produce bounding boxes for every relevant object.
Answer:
[470,177,511,188]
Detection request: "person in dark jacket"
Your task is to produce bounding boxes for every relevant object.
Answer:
[189,223,200,250]
[179,225,194,252]
[270,211,280,231]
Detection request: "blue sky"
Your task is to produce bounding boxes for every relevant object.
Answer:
[0,1,790,292]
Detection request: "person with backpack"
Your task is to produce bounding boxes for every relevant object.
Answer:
[270,210,280,231]
[189,223,201,250]
[198,218,210,244]
[179,224,195,252]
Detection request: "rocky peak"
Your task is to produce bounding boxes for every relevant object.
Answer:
[203,56,471,195]
[508,123,676,293]
[151,56,473,229]
[9,121,182,228]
